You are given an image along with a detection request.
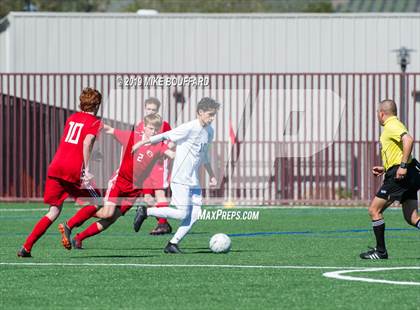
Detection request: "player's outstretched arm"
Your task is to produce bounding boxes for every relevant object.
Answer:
[132,139,151,153]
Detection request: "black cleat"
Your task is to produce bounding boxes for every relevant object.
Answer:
[17,246,32,258]
[71,237,83,250]
[133,206,148,232]
[150,222,173,235]
[58,223,72,250]
[360,247,388,260]
[164,242,183,254]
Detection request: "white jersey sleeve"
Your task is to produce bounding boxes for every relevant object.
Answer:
[150,122,191,144]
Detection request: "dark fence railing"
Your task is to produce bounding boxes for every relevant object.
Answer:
[1,73,419,205]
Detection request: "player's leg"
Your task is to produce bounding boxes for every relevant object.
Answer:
[150,189,172,235]
[166,188,202,253]
[95,200,118,219]
[58,183,101,250]
[143,166,172,234]
[66,182,102,230]
[402,199,420,228]
[134,183,188,232]
[73,208,123,249]
[18,177,66,257]
[360,196,389,259]
[146,183,189,220]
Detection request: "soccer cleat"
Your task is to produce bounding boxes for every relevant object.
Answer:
[58,223,72,250]
[150,223,173,235]
[164,242,183,254]
[71,237,83,250]
[17,246,32,258]
[133,206,148,232]
[360,247,388,260]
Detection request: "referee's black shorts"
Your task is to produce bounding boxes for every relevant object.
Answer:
[376,159,420,203]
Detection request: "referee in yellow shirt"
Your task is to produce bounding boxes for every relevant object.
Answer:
[360,99,420,259]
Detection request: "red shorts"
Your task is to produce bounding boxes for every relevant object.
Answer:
[105,175,143,215]
[44,176,100,206]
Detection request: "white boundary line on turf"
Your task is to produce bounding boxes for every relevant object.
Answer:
[0,208,49,211]
[323,267,420,286]
[0,262,370,269]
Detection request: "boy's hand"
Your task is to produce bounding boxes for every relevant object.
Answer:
[103,124,114,135]
[209,177,218,187]
[81,168,94,184]
[372,166,385,177]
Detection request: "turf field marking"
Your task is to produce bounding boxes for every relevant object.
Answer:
[323,267,420,286]
[0,208,49,211]
[0,262,371,270]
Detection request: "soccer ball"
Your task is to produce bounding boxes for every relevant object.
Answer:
[209,233,231,253]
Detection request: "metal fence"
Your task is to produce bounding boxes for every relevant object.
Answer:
[1,73,419,205]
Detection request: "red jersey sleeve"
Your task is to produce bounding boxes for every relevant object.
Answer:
[113,128,132,147]
[86,119,102,136]
[162,121,171,133]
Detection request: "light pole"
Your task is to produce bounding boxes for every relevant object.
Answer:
[393,47,414,123]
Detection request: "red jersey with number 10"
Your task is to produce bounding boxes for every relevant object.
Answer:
[47,112,102,183]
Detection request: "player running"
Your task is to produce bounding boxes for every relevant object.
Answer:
[58,113,175,250]
[17,87,102,257]
[131,97,219,254]
[105,97,173,235]
[360,99,420,259]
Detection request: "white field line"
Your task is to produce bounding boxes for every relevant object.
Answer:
[3,262,419,286]
[0,262,416,271]
[0,263,372,269]
[323,267,420,286]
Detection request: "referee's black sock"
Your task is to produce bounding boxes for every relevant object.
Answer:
[372,219,386,252]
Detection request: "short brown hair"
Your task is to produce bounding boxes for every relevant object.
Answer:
[197,97,220,113]
[79,87,102,112]
[144,97,161,110]
[144,113,162,129]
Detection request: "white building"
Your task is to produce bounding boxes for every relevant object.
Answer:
[1,12,420,73]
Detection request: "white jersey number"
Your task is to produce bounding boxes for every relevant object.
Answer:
[65,121,84,144]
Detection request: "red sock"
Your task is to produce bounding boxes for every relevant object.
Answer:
[23,216,53,252]
[67,205,98,229]
[76,222,101,241]
[156,202,169,224]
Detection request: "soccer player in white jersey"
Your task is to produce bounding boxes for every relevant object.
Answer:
[131,97,220,253]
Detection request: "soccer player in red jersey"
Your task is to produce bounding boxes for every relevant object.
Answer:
[17,87,103,258]
[60,114,175,249]
[104,97,173,235]
[135,98,173,235]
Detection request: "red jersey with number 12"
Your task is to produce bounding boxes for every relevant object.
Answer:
[47,112,102,183]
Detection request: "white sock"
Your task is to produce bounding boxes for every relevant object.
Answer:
[170,205,201,244]
[147,207,186,221]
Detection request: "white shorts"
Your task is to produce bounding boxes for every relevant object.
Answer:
[170,183,202,210]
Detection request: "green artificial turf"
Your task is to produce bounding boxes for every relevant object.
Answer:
[0,203,419,309]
